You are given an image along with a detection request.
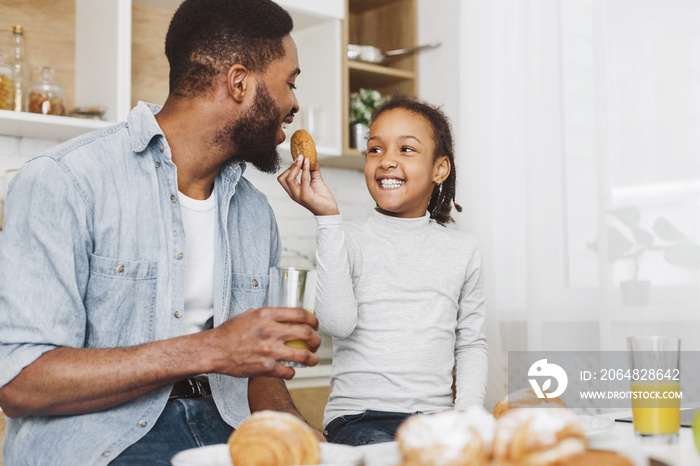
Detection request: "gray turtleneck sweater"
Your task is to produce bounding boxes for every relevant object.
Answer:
[314,210,488,428]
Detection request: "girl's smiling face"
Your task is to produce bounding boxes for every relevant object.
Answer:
[364,108,450,219]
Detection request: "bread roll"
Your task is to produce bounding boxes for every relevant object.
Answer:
[491,408,586,465]
[492,388,567,419]
[550,449,634,466]
[290,129,318,170]
[228,410,320,466]
[396,409,491,466]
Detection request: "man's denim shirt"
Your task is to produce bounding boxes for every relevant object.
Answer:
[0,102,281,465]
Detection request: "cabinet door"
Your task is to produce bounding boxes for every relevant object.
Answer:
[75,0,132,123]
[276,1,344,158]
[285,20,343,157]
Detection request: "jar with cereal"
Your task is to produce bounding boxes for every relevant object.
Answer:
[28,66,64,116]
[0,51,14,111]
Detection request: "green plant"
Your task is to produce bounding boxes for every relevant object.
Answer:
[587,206,700,280]
[349,88,383,126]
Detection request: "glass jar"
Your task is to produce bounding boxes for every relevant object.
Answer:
[28,66,65,115]
[11,25,28,112]
[0,50,14,111]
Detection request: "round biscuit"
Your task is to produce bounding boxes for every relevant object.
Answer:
[290,129,318,170]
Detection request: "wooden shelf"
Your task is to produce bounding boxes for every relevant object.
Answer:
[349,0,403,14]
[348,60,416,92]
[341,0,417,163]
[0,110,112,141]
[348,60,415,80]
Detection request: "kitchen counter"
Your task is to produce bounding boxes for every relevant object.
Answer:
[286,363,332,389]
[594,411,700,466]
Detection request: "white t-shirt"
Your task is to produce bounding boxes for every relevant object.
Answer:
[178,189,217,335]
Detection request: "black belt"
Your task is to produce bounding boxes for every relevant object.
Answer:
[169,377,212,400]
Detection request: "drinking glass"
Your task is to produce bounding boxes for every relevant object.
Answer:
[628,335,681,444]
[267,266,316,367]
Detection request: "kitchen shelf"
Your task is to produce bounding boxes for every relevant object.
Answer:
[0,110,112,140]
[349,0,401,14]
[348,62,416,96]
[349,61,416,85]
[348,60,416,79]
[340,0,418,166]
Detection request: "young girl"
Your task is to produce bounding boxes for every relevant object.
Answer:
[278,95,488,446]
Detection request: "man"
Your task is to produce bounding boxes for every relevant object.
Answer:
[0,0,320,464]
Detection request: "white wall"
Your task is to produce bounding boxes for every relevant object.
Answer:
[244,163,374,268]
[417,0,464,226]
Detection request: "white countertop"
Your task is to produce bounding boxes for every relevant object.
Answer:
[593,411,700,466]
[285,363,332,389]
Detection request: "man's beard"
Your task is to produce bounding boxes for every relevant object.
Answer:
[219,82,283,173]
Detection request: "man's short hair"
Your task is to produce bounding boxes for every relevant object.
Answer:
[165,0,294,97]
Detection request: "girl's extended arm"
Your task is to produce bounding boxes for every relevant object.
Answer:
[278,155,357,337]
[314,215,358,338]
[277,156,339,216]
[454,239,489,409]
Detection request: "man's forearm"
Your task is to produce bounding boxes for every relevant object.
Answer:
[247,376,301,416]
[0,333,214,418]
[0,307,320,419]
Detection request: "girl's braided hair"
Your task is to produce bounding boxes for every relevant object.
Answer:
[369,95,462,225]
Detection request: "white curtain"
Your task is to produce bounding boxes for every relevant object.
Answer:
[458,0,700,409]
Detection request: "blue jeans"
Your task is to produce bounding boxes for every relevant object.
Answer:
[111,396,234,465]
[324,410,414,446]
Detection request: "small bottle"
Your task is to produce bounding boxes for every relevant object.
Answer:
[0,50,15,111]
[28,67,65,116]
[11,25,28,112]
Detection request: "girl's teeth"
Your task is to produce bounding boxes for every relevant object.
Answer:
[281,122,288,130]
[380,179,405,189]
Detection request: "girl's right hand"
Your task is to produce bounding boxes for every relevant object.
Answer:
[278,156,340,216]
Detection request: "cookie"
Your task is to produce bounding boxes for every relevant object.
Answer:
[290,129,318,170]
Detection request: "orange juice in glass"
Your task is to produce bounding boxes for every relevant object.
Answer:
[628,336,681,444]
[630,381,681,435]
[284,308,314,350]
[267,267,316,366]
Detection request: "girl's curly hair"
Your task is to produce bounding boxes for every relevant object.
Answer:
[370,95,462,225]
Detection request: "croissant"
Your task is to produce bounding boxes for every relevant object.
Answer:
[228,411,320,466]
[492,388,567,419]
[396,409,490,466]
[550,449,634,466]
[491,408,587,465]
